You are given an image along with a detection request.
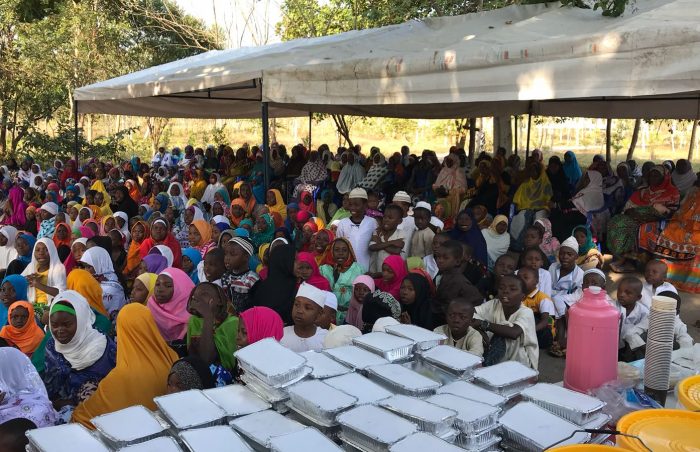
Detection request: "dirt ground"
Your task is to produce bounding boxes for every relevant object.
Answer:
[536,265,700,383]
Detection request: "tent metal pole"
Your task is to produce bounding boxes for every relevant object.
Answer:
[526,113,532,159]
[262,102,270,191]
[308,112,312,150]
[73,100,80,165]
[514,115,518,155]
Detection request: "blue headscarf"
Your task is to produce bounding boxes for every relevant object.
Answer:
[155,193,169,213]
[448,209,488,266]
[0,275,29,328]
[563,151,583,187]
[17,234,36,264]
[182,248,202,284]
[234,228,250,238]
[285,202,300,231]
[214,188,231,206]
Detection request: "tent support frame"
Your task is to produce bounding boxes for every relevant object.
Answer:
[308,112,312,150]
[262,101,270,192]
[74,100,80,165]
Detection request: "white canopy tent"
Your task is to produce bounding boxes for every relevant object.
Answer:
[75,0,700,120]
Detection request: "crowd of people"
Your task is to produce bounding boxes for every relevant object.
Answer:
[0,142,696,445]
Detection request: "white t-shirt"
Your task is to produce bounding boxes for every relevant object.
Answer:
[398,215,416,256]
[280,326,328,353]
[336,216,376,272]
[641,281,678,310]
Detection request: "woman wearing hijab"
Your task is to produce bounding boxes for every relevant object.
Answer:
[3,185,27,227]
[293,151,328,198]
[181,248,202,284]
[250,244,297,325]
[345,275,375,331]
[361,290,402,334]
[359,153,389,191]
[131,272,157,304]
[553,169,606,240]
[318,238,364,324]
[167,182,188,212]
[141,254,167,275]
[0,301,46,357]
[90,180,113,218]
[109,186,139,219]
[43,291,116,409]
[176,205,203,249]
[124,220,149,277]
[0,348,57,427]
[201,173,225,205]
[147,268,194,352]
[336,152,366,195]
[572,225,604,270]
[79,247,127,316]
[21,238,66,305]
[482,215,510,271]
[52,222,72,263]
[374,255,409,300]
[5,233,35,277]
[609,165,680,273]
[237,182,257,218]
[534,218,560,264]
[266,189,287,220]
[0,274,28,329]
[563,151,583,190]
[237,306,284,348]
[0,226,18,274]
[294,252,331,292]
[66,269,111,334]
[511,161,553,248]
[399,272,435,330]
[449,209,488,266]
[72,303,178,428]
[189,219,215,258]
[37,202,59,239]
[433,153,467,218]
[251,213,274,249]
[138,218,182,269]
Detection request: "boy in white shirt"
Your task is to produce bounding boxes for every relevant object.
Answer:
[548,236,584,358]
[616,276,649,362]
[369,204,407,274]
[392,191,415,256]
[423,232,449,279]
[336,188,376,271]
[410,202,435,259]
[641,259,678,309]
[281,283,328,353]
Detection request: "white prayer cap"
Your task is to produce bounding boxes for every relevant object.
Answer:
[430,217,444,230]
[324,291,338,310]
[583,268,606,281]
[392,191,411,204]
[323,325,362,349]
[415,201,431,211]
[348,187,368,200]
[40,202,59,216]
[296,282,326,308]
[561,236,579,253]
[372,316,400,333]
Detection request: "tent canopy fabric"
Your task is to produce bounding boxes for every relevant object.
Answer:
[74,0,700,119]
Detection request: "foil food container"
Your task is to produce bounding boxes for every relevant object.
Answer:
[520,383,606,425]
[435,380,506,407]
[324,372,394,405]
[300,351,352,379]
[323,345,389,371]
[235,338,309,387]
[426,394,500,435]
[384,324,446,351]
[471,361,538,398]
[179,426,253,452]
[285,379,357,427]
[269,427,343,452]
[92,405,168,448]
[203,385,271,419]
[366,364,441,398]
[337,405,417,452]
[380,394,457,437]
[389,432,465,452]
[26,424,110,452]
[353,332,415,362]
[230,410,306,452]
[419,345,482,378]
[154,390,226,431]
[499,402,591,451]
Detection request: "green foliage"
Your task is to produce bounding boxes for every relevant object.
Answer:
[560,0,631,17]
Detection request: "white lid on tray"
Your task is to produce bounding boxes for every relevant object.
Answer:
[520,383,605,413]
[117,436,182,452]
[380,395,457,425]
[324,373,394,404]
[202,385,270,417]
[300,351,352,378]
[92,405,165,443]
[337,405,417,444]
[154,389,226,429]
[269,427,343,452]
[323,345,389,370]
[436,380,507,406]
[389,432,464,452]
[367,364,441,393]
[353,332,415,352]
[234,338,307,382]
[230,410,305,447]
[287,379,357,412]
[26,424,110,452]
[385,324,446,345]
[472,361,538,387]
[420,345,482,371]
[499,402,590,448]
[426,393,499,424]
[179,426,252,452]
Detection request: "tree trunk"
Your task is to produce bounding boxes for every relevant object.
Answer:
[626,118,640,161]
[332,115,353,148]
[605,118,612,162]
[689,120,698,160]
[468,118,476,166]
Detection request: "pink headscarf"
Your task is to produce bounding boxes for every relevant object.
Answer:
[239,307,284,345]
[374,255,408,300]
[146,267,194,342]
[79,225,95,239]
[5,186,27,226]
[346,275,375,330]
[295,252,331,291]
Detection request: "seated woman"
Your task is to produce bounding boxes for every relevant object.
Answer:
[0,348,57,427]
[186,283,238,386]
[147,268,194,356]
[5,233,35,276]
[608,165,680,273]
[138,218,182,269]
[433,153,466,219]
[359,152,389,192]
[472,275,539,369]
[466,159,509,217]
[293,151,328,198]
[66,269,112,335]
[639,186,700,293]
[43,291,116,413]
[130,273,157,304]
[21,238,66,307]
[550,170,604,241]
[71,304,179,429]
[79,247,127,317]
[510,160,553,250]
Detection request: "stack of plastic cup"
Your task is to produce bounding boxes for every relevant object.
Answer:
[644,295,678,406]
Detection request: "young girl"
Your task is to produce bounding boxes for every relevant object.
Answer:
[345,275,374,331]
[320,238,365,325]
[534,218,560,264]
[181,248,203,284]
[312,229,334,266]
[79,246,127,317]
[572,225,603,270]
[147,268,194,357]
[374,255,408,300]
[124,221,148,277]
[294,252,331,291]
[237,306,284,348]
[130,273,157,304]
[0,301,45,357]
[399,273,434,330]
[189,219,215,259]
[518,247,553,297]
[221,237,259,314]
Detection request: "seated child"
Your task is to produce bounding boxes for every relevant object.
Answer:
[476,254,517,301]
[534,218,560,264]
[369,204,407,274]
[316,291,338,330]
[434,240,483,327]
[365,190,384,221]
[201,248,226,286]
[616,277,649,362]
[518,246,552,297]
[423,232,449,279]
[657,290,694,349]
[221,237,259,314]
[518,267,555,349]
[473,275,539,369]
[641,259,678,309]
[434,298,484,357]
[410,202,435,259]
[548,236,584,357]
[523,226,544,251]
[280,283,328,352]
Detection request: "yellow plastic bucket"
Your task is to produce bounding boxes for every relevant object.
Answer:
[677,375,700,411]
[616,409,700,451]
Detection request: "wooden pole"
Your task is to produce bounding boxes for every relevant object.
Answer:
[262,102,270,191]
[605,118,612,162]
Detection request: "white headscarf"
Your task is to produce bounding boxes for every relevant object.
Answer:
[167,182,188,210]
[336,153,367,194]
[0,348,57,427]
[80,247,116,277]
[0,226,19,270]
[201,173,224,205]
[29,164,43,189]
[153,244,174,267]
[21,237,67,304]
[572,170,604,216]
[482,215,510,269]
[113,211,131,245]
[49,291,107,371]
[190,206,204,222]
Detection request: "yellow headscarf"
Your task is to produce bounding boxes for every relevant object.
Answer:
[72,304,178,429]
[256,242,271,273]
[67,269,108,317]
[512,165,553,211]
[135,273,158,302]
[90,180,113,217]
[266,189,287,220]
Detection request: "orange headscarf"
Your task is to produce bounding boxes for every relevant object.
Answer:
[314,229,335,267]
[270,211,284,229]
[88,205,103,221]
[66,269,109,317]
[191,219,213,246]
[0,301,46,355]
[230,198,248,226]
[52,222,72,250]
[71,304,178,429]
[124,220,149,274]
[126,180,141,202]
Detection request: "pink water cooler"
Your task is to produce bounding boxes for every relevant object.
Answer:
[564,286,621,393]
